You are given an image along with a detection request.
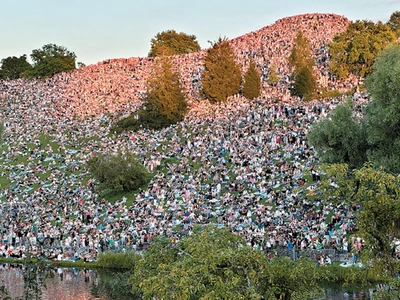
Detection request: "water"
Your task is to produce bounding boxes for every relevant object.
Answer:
[0,264,376,300]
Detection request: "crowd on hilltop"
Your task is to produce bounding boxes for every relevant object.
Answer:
[0,13,370,262]
[6,13,352,120]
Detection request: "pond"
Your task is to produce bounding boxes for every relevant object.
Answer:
[0,264,377,300]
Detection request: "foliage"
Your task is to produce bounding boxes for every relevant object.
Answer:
[129,226,324,299]
[87,151,151,192]
[310,45,400,174]
[148,30,200,57]
[263,257,323,300]
[130,226,268,299]
[113,57,188,132]
[288,31,317,100]
[387,11,400,37]
[242,59,261,99]
[290,65,317,100]
[329,20,396,79]
[201,37,242,103]
[23,43,76,78]
[307,99,368,170]
[0,55,32,80]
[364,44,400,174]
[97,251,139,270]
[91,270,140,300]
[267,64,280,85]
[288,30,315,71]
[314,163,400,276]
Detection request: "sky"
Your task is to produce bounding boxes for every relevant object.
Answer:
[1,0,399,66]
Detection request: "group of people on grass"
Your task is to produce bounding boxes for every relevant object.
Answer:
[0,13,366,262]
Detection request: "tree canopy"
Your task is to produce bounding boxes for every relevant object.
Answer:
[113,57,188,132]
[387,11,400,37]
[201,38,242,103]
[309,44,400,174]
[129,226,322,300]
[87,151,151,192]
[307,99,368,170]
[148,30,201,57]
[242,59,261,100]
[0,55,32,80]
[24,43,76,78]
[329,20,396,79]
[313,163,400,276]
[288,31,317,100]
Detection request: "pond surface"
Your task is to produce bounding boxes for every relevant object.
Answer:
[0,264,376,300]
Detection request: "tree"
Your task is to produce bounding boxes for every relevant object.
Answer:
[364,44,400,173]
[24,44,76,78]
[242,59,261,99]
[201,38,242,103]
[114,57,188,132]
[130,226,268,299]
[307,99,368,170]
[314,163,400,276]
[288,31,317,99]
[387,11,400,37]
[267,64,280,85]
[329,20,396,79]
[0,55,32,80]
[129,226,323,300]
[87,151,151,192]
[148,30,200,57]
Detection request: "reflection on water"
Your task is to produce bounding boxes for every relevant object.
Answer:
[0,264,103,300]
[0,264,379,300]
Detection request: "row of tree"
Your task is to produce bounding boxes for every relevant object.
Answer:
[0,44,77,80]
[113,38,262,133]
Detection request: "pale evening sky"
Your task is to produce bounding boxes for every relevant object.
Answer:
[1,0,399,65]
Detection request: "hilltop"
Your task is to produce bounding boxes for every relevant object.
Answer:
[1,13,350,119]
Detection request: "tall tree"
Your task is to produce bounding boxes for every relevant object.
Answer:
[114,57,188,132]
[307,99,368,170]
[364,44,400,173]
[24,43,76,78]
[242,59,261,99]
[148,30,200,57]
[288,31,317,99]
[329,20,396,79]
[201,38,242,103]
[0,55,32,80]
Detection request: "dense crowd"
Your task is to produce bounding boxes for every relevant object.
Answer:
[0,13,368,262]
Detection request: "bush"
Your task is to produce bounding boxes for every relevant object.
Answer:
[88,151,151,192]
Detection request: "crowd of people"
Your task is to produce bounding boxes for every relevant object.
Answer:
[0,13,367,262]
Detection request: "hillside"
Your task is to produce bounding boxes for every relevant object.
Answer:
[2,13,350,119]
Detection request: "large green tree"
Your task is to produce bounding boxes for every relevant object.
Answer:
[201,38,242,103]
[242,59,261,99]
[87,151,151,192]
[364,44,400,173]
[315,163,400,276]
[129,226,322,300]
[24,43,76,78]
[307,99,368,170]
[309,44,400,174]
[148,30,200,57]
[329,20,396,79]
[288,31,317,100]
[0,55,32,80]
